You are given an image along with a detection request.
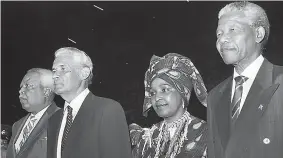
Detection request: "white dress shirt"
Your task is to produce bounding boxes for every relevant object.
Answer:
[14,105,50,152]
[231,55,264,113]
[56,88,90,158]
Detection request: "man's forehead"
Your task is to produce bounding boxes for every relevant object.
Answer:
[53,55,75,68]
[218,11,250,26]
[21,72,40,85]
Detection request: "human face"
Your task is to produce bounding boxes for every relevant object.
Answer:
[19,72,45,113]
[150,78,184,121]
[52,55,82,96]
[216,11,257,66]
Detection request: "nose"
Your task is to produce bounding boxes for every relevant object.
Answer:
[19,88,25,97]
[217,34,230,45]
[52,72,59,80]
[153,92,163,102]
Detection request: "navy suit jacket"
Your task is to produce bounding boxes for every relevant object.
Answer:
[47,92,132,158]
[207,59,283,158]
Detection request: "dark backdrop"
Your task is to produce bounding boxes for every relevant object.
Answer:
[2,1,283,127]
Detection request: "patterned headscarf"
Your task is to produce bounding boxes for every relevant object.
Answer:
[143,53,207,116]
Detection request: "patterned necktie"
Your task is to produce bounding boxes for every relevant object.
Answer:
[17,115,37,153]
[61,105,73,152]
[231,76,248,124]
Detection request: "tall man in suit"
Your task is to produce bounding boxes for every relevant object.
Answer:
[207,2,283,158]
[6,68,60,158]
[47,47,132,158]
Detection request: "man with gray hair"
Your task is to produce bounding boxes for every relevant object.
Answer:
[6,68,60,158]
[207,2,283,158]
[47,47,132,158]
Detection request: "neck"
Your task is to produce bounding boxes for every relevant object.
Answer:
[61,85,87,103]
[31,102,51,115]
[234,51,260,74]
[164,108,186,124]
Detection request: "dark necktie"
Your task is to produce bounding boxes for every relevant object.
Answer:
[231,76,248,125]
[61,105,73,152]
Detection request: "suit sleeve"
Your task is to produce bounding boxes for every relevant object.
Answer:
[6,122,18,158]
[207,91,216,158]
[99,102,132,158]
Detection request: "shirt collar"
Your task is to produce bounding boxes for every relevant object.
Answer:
[31,104,50,120]
[233,55,264,80]
[64,88,90,114]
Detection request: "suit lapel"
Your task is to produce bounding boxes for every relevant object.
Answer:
[233,59,273,133]
[225,59,279,156]
[61,93,93,158]
[12,114,30,157]
[48,108,64,157]
[16,103,58,157]
[215,77,233,150]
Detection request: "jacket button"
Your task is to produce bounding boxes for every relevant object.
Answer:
[263,138,270,144]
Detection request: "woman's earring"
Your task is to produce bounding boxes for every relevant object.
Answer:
[182,99,185,108]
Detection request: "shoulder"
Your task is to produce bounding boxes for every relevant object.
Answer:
[189,116,207,131]
[90,94,123,112]
[208,77,231,97]
[14,115,28,126]
[273,64,283,84]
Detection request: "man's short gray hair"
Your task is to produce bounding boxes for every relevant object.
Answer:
[54,47,94,85]
[218,1,270,47]
[27,68,55,100]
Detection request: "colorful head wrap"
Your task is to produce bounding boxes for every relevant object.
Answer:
[143,53,207,116]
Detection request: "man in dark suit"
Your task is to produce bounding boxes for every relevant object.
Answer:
[207,2,283,158]
[6,68,60,158]
[48,47,132,158]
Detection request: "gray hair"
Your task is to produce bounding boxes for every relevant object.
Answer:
[218,1,270,48]
[54,47,94,85]
[27,68,55,101]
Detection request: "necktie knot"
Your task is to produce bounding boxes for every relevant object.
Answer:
[234,76,248,85]
[66,105,73,114]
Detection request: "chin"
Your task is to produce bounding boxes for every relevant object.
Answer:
[54,88,65,95]
[156,110,170,118]
[22,104,31,112]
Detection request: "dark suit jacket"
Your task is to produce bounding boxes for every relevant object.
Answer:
[207,59,283,158]
[6,102,59,158]
[47,92,132,158]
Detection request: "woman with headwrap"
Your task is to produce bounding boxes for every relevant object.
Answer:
[129,53,208,158]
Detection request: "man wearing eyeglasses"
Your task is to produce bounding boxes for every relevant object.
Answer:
[6,68,59,158]
[47,47,132,158]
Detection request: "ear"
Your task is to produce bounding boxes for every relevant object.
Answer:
[43,88,52,97]
[80,67,91,80]
[255,26,265,43]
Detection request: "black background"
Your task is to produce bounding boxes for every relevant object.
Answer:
[2,1,283,127]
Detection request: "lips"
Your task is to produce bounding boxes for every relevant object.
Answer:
[19,98,27,104]
[54,83,63,88]
[221,47,236,52]
[155,103,168,108]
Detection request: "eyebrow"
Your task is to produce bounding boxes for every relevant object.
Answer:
[20,78,30,87]
[151,83,172,89]
[52,64,65,69]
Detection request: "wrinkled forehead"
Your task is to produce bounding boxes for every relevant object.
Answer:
[53,55,77,68]
[218,11,251,26]
[20,72,40,86]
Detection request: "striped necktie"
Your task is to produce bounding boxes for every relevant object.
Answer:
[17,115,37,153]
[231,76,248,125]
[61,105,73,152]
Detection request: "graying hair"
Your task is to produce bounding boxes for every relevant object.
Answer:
[54,47,94,85]
[27,68,55,101]
[218,1,270,48]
